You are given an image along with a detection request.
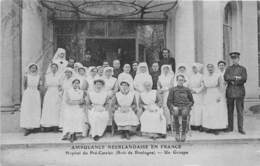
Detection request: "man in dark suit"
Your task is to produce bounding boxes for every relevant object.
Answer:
[150,61,160,90]
[159,48,176,73]
[224,52,247,134]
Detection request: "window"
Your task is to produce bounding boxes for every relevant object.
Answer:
[223,3,232,65]
[55,20,166,63]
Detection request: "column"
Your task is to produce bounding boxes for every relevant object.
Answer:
[241,1,259,99]
[21,0,44,78]
[1,0,21,109]
[174,0,196,69]
[201,1,223,64]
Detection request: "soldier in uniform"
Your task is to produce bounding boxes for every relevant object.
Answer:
[224,52,247,134]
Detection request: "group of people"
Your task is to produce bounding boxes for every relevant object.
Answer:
[20,48,247,142]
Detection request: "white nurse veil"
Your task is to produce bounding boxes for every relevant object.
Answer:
[53,48,66,61]
[136,62,149,75]
[160,64,174,77]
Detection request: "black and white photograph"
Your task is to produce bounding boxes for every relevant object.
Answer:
[1,0,260,165]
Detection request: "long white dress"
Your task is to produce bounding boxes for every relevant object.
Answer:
[20,74,41,128]
[41,73,61,127]
[158,74,173,125]
[114,92,139,129]
[140,90,166,134]
[63,88,84,133]
[59,77,73,128]
[88,90,109,137]
[218,70,227,104]
[189,73,204,127]
[103,76,117,125]
[202,73,228,129]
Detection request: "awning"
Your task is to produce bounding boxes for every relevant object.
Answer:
[40,0,178,20]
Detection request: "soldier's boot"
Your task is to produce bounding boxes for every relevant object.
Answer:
[174,116,180,142]
[181,118,187,142]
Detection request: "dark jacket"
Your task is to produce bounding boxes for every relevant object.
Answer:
[167,85,194,109]
[130,70,137,79]
[113,68,122,78]
[150,70,160,89]
[159,57,176,73]
[224,64,247,98]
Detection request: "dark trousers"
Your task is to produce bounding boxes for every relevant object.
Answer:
[226,97,244,131]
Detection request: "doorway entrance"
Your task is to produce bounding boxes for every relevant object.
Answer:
[85,38,135,66]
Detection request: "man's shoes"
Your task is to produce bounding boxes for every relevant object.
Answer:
[175,133,180,142]
[93,135,100,141]
[180,133,186,142]
[224,128,233,133]
[61,133,69,140]
[239,130,246,135]
[24,129,31,136]
[125,132,131,140]
[213,131,219,135]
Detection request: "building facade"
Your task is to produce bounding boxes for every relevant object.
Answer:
[1,0,260,132]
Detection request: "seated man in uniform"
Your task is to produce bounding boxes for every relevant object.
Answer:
[167,75,194,142]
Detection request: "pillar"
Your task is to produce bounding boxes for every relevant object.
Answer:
[174,0,196,71]
[241,1,260,99]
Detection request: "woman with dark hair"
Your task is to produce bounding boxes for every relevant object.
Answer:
[113,81,139,140]
[20,63,43,136]
[41,62,61,132]
[139,81,167,140]
[63,78,85,142]
[86,79,110,141]
[202,64,228,135]
[118,64,134,90]
[60,67,74,139]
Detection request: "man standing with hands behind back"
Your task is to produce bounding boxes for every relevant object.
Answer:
[224,52,247,134]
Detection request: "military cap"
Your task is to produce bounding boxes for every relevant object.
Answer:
[229,52,240,58]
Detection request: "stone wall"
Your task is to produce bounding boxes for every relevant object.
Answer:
[1,0,22,110]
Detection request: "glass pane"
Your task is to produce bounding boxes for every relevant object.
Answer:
[108,21,136,37]
[55,21,73,34]
[137,23,165,65]
[85,21,106,37]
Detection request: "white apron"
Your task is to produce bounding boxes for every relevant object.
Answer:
[88,91,109,137]
[189,73,204,126]
[41,73,61,127]
[140,90,166,134]
[63,88,84,133]
[20,74,41,128]
[158,75,173,125]
[202,73,228,129]
[59,77,73,128]
[114,92,139,127]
